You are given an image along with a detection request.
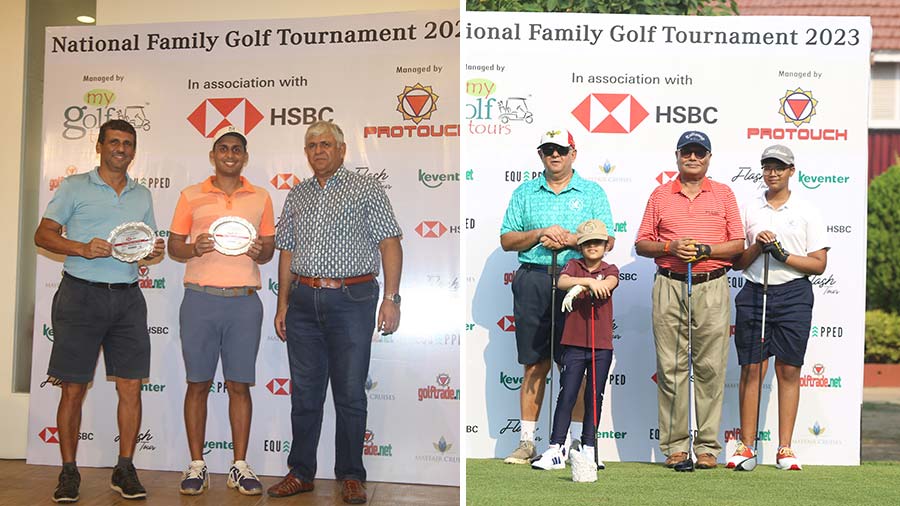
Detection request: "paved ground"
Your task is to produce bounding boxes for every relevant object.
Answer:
[862,388,900,461]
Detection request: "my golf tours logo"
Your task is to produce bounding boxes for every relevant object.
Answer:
[366,375,396,401]
[465,77,534,136]
[746,88,847,142]
[417,373,460,401]
[62,90,152,140]
[363,84,458,139]
[800,363,842,388]
[363,430,393,457]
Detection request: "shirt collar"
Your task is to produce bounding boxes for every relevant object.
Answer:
[89,166,136,192]
[303,165,347,189]
[757,191,793,210]
[671,176,712,194]
[200,175,255,195]
[572,256,606,274]
[536,169,584,193]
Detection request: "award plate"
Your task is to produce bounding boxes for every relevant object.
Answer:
[108,222,155,262]
[209,216,256,255]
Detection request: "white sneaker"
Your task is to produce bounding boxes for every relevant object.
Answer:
[775,447,802,471]
[179,460,208,495]
[582,446,605,470]
[227,460,263,495]
[532,444,565,470]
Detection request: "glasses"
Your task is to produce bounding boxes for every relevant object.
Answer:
[679,147,709,159]
[762,164,793,175]
[540,145,571,157]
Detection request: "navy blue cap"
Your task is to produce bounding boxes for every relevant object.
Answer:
[676,131,711,152]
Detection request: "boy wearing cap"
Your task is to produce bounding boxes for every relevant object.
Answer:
[531,219,619,471]
[727,145,828,471]
[635,131,744,469]
[167,126,276,495]
[500,127,615,464]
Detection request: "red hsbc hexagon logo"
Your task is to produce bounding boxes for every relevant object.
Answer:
[496,315,515,332]
[656,171,678,185]
[39,426,60,444]
[187,98,264,138]
[415,221,447,238]
[266,378,291,395]
[651,372,658,384]
[270,173,300,190]
[572,93,649,134]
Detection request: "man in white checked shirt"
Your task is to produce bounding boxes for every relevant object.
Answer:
[266,121,402,505]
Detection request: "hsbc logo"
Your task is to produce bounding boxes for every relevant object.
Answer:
[187,98,264,138]
[267,378,291,395]
[270,173,300,190]
[573,93,648,133]
[497,315,515,332]
[415,221,448,238]
[39,427,60,444]
[656,171,678,185]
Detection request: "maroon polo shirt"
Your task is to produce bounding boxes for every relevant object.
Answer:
[559,258,619,350]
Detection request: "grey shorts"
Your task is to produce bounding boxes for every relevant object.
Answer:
[179,288,263,384]
[48,273,151,383]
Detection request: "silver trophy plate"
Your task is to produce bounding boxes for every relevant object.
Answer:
[108,222,155,262]
[209,216,256,256]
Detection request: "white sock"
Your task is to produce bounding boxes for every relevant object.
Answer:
[570,422,584,443]
[520,420,536,442]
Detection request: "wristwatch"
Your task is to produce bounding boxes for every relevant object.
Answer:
[385,293,401,305]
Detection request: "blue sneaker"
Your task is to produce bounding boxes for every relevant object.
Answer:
[227,460,262,495]
[179,460,208,495]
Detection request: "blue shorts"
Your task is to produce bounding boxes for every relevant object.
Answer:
[179,288,263,384]
[734,277,813,367]
[511,264,565,365]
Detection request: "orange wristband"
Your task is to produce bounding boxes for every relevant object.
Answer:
[664,240,671,254]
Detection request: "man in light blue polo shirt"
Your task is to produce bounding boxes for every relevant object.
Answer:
[499,127,615,464]
[35,119,164,503]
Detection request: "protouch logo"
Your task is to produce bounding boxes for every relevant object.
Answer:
[415,221,447,238]
[270,173,300,190]
[267,378,291,395]
[779,88,817,127]
[397,83,439,124]
[747,88,846,141]
[496,315,515,332]
[39,427,60,444]
[572,93,649,133]
[187,98,264,138]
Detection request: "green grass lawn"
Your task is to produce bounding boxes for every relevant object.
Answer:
[466,460,900,506]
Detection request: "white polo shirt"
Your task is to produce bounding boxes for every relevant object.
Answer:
[741,192,829,285]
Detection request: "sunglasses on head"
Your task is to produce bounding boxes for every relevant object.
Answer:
[540,144,571,157]
[679,147,709,159]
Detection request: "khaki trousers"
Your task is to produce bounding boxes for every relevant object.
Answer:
[652,274,730,457]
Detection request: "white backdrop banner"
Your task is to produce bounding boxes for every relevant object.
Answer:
[28,10,460,486]
[463,11,870,466]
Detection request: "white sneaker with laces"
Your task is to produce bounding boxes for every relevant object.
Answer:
[227,460,263,495]
[531,444,565,470]
[179,460,209,495]
[775,447,802,471]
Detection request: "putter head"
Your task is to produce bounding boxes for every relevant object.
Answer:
[734,456,757,472]
[673,458,695,472]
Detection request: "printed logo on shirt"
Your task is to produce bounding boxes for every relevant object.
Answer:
[747,88,848,142]
[187,97,263,138]
[363,84,459,139]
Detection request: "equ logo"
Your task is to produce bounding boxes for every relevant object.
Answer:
[270,173,300,190]
[779,88,817,127]
[266,378,291,395]
[496,315,515,332]
[39,427,60,444]
[572,93,649,133]
[187,98,264,138]
[397,83,439,124]
[415,221,447,238]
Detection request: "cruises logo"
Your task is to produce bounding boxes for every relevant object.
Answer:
[366,375,396,401]
[187,98,264,138]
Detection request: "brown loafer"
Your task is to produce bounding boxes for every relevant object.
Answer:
[266,473,314,498]
[696,453,718,469]
[665,452,688,468]
[341,479,367,504]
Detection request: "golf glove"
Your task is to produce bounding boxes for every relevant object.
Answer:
[763,240,790,263]
[561,285,585,312]
[686,243,711,264]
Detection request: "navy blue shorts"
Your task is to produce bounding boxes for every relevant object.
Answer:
[511,264,565,365]
[734,277,813,367]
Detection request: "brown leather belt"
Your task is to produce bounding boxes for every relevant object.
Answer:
[294,273,375,289]
[185,283,256,297]
[657,267,727,285]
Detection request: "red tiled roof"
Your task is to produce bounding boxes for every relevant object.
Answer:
[737,0,900,50]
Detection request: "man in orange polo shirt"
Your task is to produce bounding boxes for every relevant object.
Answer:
[635,131,744,470]
[167,126,275,495]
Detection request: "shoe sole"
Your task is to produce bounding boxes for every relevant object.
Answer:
[110,484,147,500]
[531,464,565,470]
[503,457,533,464]
[52,495,79,503]
[228,480,263,496]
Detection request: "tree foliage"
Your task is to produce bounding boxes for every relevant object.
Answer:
[865,310,900,363]
[466,0,739,15]
[868,165,900,313]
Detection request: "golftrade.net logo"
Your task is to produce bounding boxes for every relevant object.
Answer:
[800,363,842,388]
[417,373,460,401]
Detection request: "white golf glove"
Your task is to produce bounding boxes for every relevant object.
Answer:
[561,285,585,312]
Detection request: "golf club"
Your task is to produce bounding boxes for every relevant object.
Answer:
[590,296,599,468]
[674,261,695,472]
[548,249,559,446]
[735,252,770,472]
